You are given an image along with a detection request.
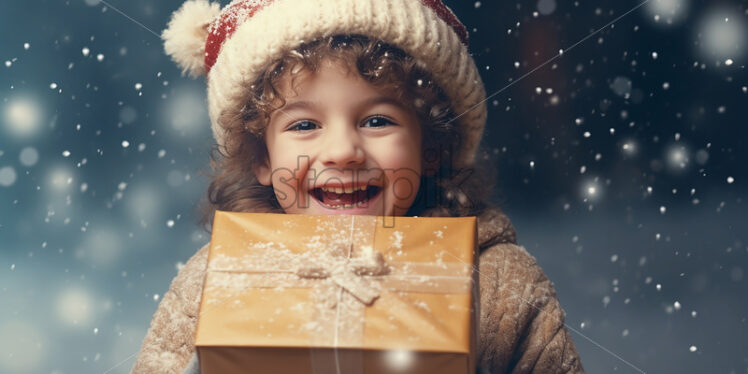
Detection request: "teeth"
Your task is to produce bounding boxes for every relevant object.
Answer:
[316,186,377,209]
[319,185,370,193]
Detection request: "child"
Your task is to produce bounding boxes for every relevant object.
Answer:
[131,0,584,373]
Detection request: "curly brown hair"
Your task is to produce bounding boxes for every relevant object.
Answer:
[200,34,497,230]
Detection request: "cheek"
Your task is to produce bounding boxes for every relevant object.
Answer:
[377,133,422,209]
[375,131,422,170]
[268,168,297,209]
[266,140,309,208]
[390,171,420,202]
[267,138,306,181]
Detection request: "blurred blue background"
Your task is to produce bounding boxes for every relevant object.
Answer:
[1,0,746,373]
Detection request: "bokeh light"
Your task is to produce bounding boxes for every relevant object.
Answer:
[0,166,18,187]
[621,140,638,156]
[76,227,124,267]
[696,8,746,61]
[3,97,42,138]
[537,0,557,16]
[610,76,633,98]
[126,184,164,227]
[384,349,414,371]
[646,0,688,25]
[56,287,94,327]
[666,144,690,171]
[0,320,48,372]
[47,165,75,193]
[119,106,138,125]
[694,149,709,165]
[582,178,603,202]
[165,88,208,137]
[18,147,40,167]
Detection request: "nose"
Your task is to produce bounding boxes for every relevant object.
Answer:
[319,120,365,167]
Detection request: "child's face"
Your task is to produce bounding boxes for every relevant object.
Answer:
[254,59,423,217]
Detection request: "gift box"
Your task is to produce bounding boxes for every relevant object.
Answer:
[195,211,479,374]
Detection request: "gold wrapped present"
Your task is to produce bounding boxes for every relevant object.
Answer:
[195,211,479,373]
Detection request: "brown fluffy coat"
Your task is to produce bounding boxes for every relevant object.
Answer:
[130,208,584,373]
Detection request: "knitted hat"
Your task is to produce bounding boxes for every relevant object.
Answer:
[162,0,487,167]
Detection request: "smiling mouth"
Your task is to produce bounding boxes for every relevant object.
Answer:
[310,185,382,209]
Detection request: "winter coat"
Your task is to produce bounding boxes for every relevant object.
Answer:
[130,207,585,373]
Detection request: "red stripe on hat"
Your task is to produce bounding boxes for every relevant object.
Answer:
[419,0,469,45]
[204,0,275,74]
[204,0,470,74]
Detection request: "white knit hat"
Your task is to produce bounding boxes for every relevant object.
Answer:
[162,0,487,167]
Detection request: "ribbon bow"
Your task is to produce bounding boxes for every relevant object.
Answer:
[295,243,390,307]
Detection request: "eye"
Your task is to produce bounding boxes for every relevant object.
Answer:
[361,116,395,128]
[287,120,319,132]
